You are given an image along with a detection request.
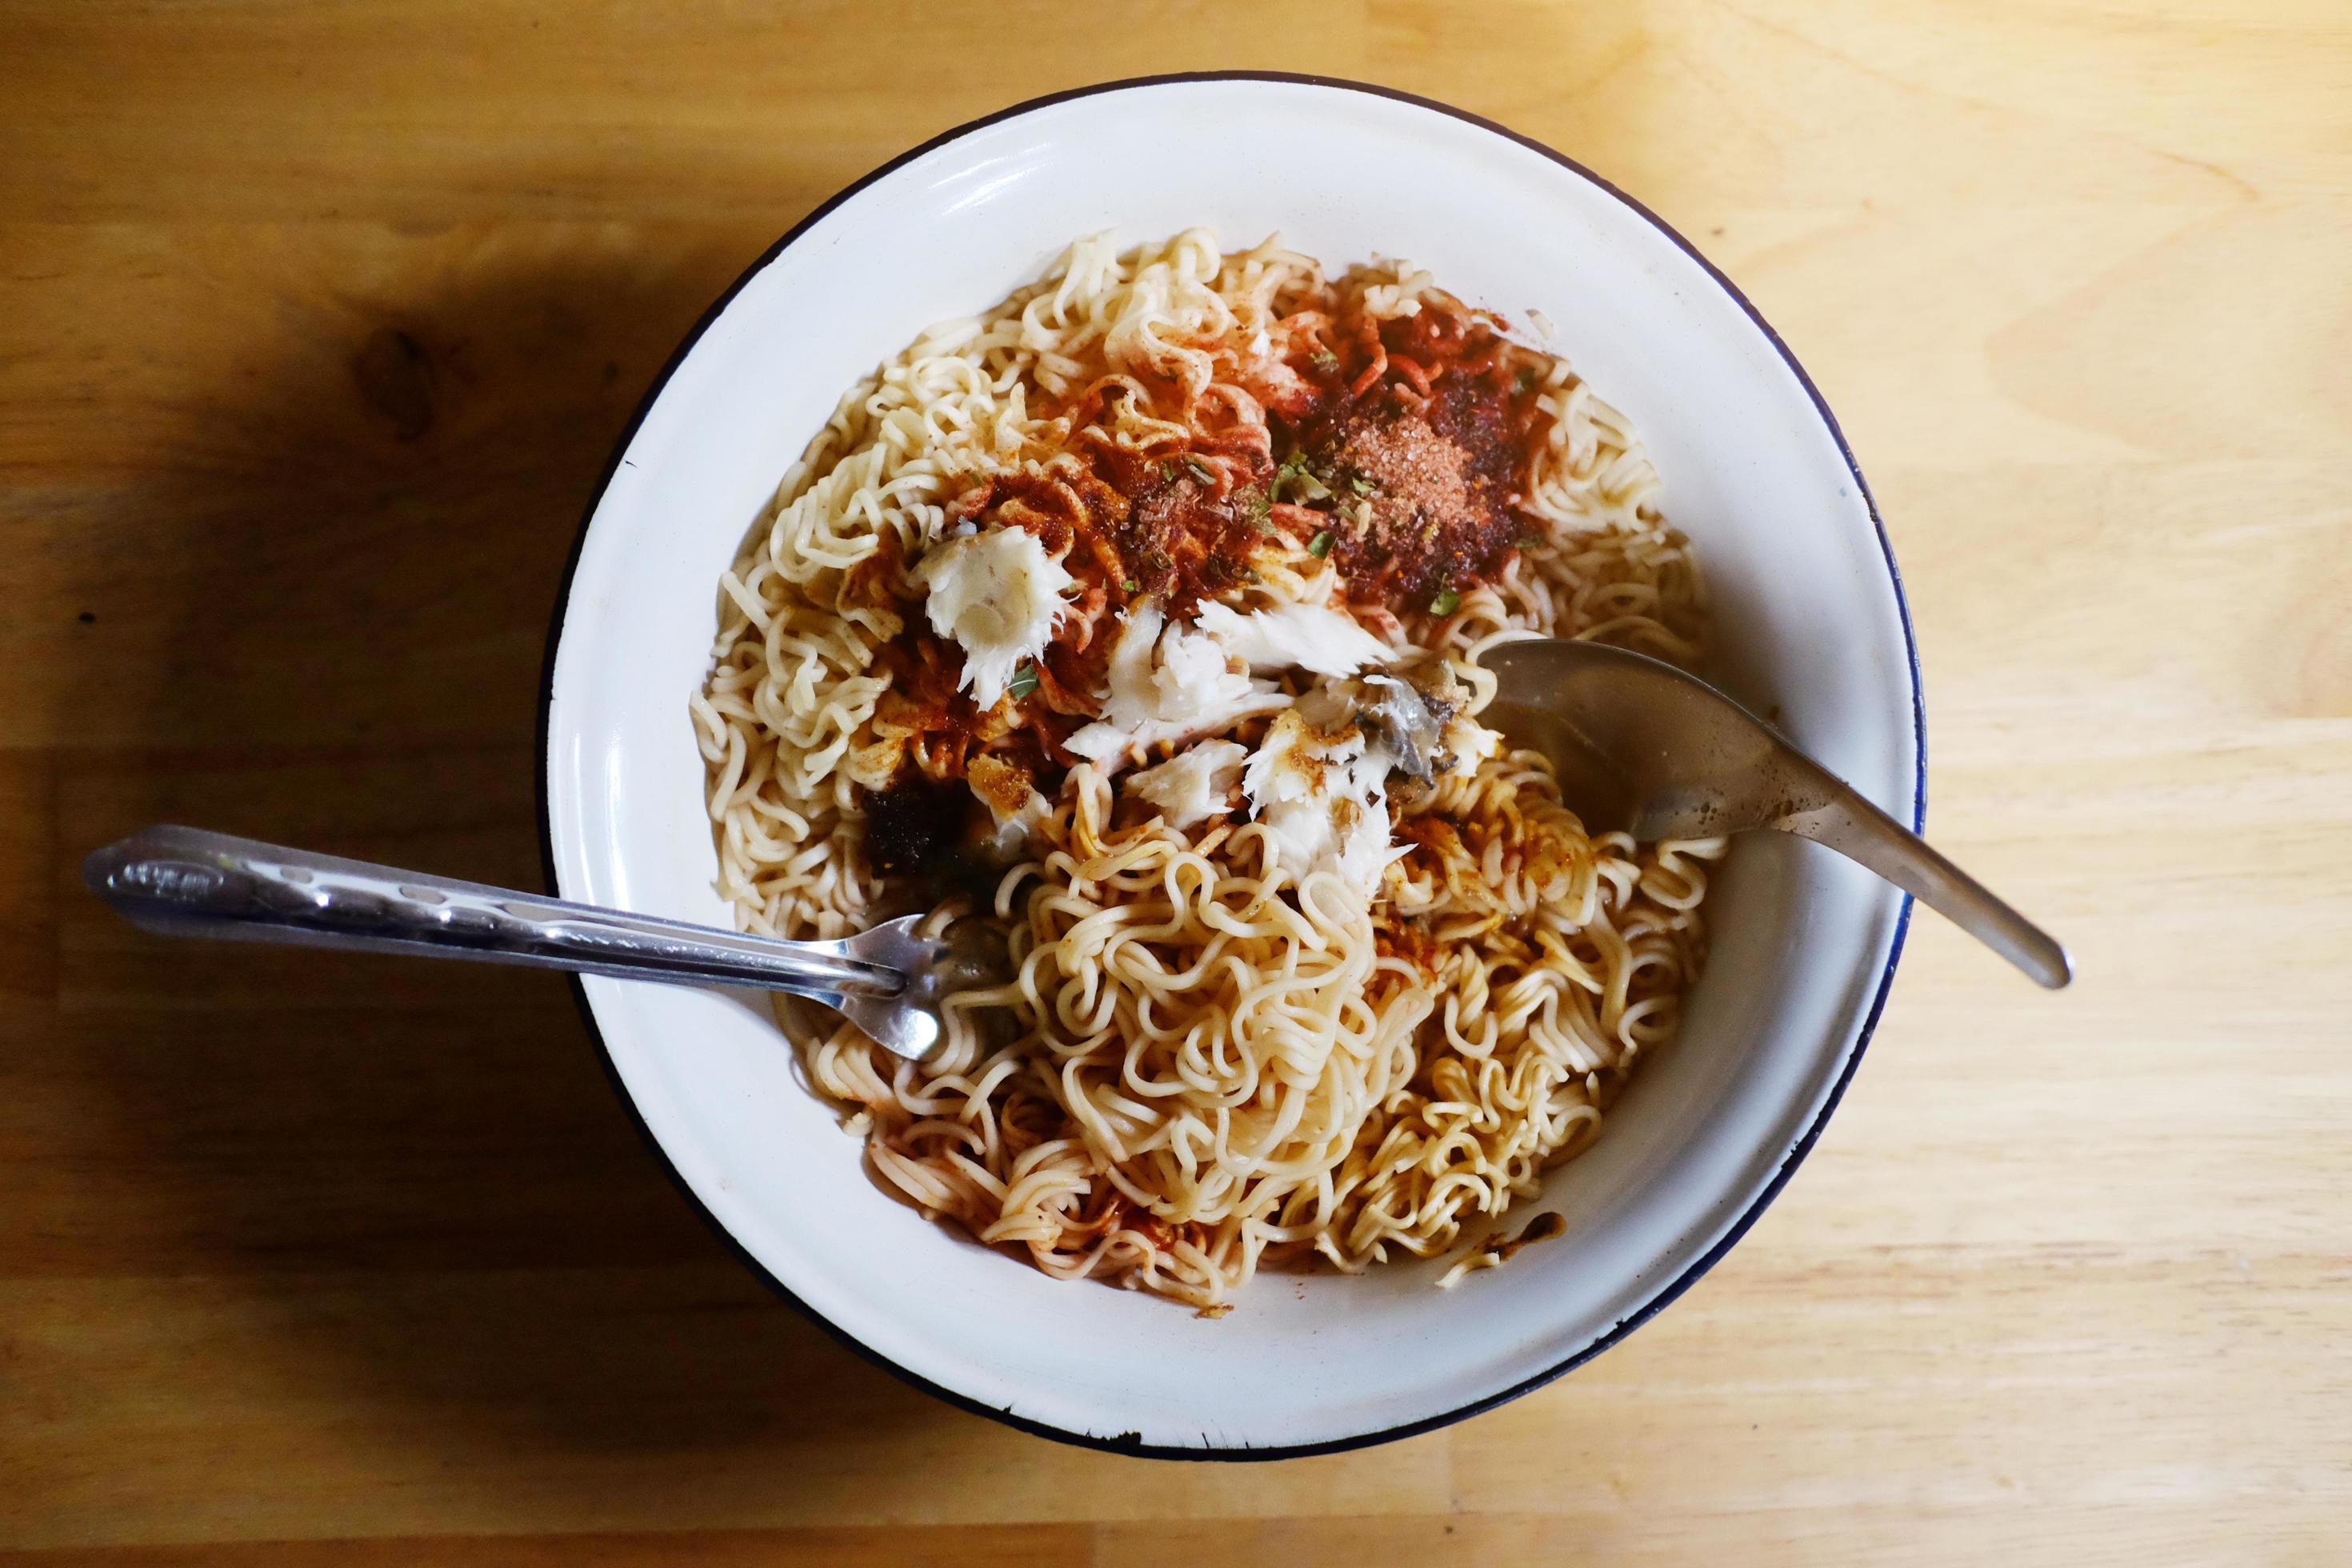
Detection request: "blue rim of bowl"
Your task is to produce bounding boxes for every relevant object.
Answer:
[536,70,1924,1462]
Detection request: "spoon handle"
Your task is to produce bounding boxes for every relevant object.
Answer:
[81,823,901,997]
[1778,794,2073,989]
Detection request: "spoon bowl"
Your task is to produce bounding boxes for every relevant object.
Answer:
[1478,638,2070,988]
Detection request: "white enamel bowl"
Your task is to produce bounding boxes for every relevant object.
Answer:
[541,74,1920,1458]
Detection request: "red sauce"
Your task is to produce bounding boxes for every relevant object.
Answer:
[870,294,1543,808]
[1270,304,1540,611]
[872,630,1069,785]
[1077,433,1281,618]
[873,633,976,762]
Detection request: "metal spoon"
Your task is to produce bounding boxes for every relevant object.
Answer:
[81,824,959,1057]
[1476,638,2070,987]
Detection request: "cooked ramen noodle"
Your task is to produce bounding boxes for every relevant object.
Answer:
[691,231,1722,1311]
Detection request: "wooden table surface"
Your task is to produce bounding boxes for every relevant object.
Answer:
[5,2,2348,1561]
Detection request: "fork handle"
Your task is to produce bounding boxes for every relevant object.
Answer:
[81,824,900,996]
[1778,794,2073,989]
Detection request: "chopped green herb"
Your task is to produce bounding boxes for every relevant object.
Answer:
[1348,474,1377,494]
[1246,486,1274,530]
[1006,664,1040,700]
[1514,528,1546,551]
[1121,578,1138,594]
[1514,366,1538,395]
[1428,586,1462,617]
[1270,451,1308,501]
[1308,531,1334,558]
[1182,454,1214,482]
[1309,347,1342,374]
[1273,452,1332,504]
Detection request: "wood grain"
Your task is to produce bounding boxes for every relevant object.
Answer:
[3,1,2348,1560]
